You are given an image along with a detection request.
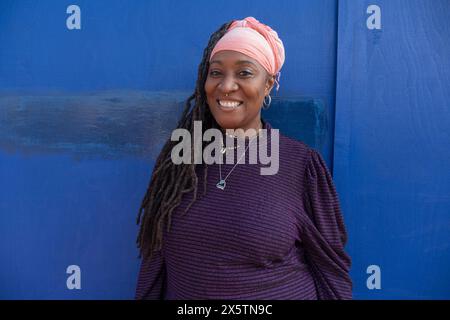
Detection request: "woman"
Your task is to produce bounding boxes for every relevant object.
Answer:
[135,17,352,300]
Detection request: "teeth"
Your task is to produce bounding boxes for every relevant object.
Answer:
[219,100,242,108]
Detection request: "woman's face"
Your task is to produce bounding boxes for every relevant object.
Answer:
[205,50,275,132]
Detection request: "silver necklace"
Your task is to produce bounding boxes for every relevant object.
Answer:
[216,131,259,190]
[220,141,240,154]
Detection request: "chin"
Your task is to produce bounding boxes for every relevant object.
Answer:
[209,111,236,127]
[214,115,244,130]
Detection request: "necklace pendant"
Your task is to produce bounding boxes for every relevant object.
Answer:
[216,179,226,190]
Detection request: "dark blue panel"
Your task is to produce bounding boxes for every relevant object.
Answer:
[0,0,339,299]
[0,91,328,299]
[335,0,450,299]
[0,0,338,163]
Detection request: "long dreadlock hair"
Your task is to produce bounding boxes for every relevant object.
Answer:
[136,21,234,260]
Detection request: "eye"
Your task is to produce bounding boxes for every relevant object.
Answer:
[209,70,222,77]
[239,70,253,77]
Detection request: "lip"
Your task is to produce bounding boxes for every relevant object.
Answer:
[218,97,242,102]
[216,99,243,112]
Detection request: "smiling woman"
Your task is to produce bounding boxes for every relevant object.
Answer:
[205,50,274,134]
[135,16,352,300]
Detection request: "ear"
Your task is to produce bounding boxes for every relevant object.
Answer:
[264,74,276,96]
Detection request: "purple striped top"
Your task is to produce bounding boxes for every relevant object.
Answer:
[135,119,352,300]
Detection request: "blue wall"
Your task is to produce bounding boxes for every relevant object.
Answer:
[334,0,450,299]
[1,0,449,299]
[0,0,338,162]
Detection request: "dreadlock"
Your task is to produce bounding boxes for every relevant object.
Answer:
[136,21,234,260]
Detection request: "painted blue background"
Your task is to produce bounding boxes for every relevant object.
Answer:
[334,0,450,299]
[0,0,449,299]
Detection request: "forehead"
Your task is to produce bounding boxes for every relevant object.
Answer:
[209,50,263,70]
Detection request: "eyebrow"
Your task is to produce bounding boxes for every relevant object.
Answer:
[210,60,257,67]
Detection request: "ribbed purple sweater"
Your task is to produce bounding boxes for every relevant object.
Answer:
[135,119,352,300]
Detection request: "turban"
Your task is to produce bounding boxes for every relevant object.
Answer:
[210,17,285,90]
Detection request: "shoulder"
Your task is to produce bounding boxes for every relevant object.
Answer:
[269,131,313,191]
[276,131,312,163]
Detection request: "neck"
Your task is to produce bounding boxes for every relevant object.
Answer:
[221,120,263,139]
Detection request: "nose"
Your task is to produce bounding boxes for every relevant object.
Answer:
[218,75,239,94]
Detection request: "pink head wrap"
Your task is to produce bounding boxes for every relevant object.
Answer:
[209,17,285,90]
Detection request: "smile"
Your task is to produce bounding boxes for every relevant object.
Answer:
[217,99,243,110]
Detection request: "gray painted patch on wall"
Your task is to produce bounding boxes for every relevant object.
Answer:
[0,90,327,160]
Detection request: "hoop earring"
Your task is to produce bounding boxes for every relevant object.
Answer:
[262,94,272,110]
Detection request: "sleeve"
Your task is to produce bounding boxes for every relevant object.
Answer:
[135,249,167,300]
[299,148,353,300]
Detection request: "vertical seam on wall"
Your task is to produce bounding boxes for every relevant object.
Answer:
[331,0,341,176]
